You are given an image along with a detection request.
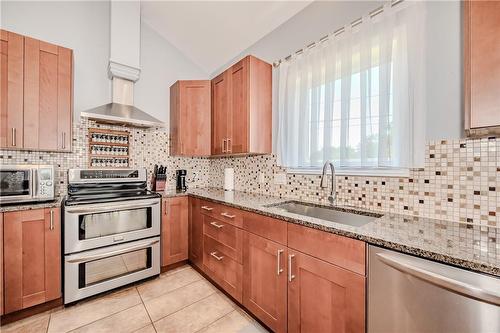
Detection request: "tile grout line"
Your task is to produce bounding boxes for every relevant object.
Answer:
[192,309,238,333]
[136,286,157,333]
[139,274,204,304]
[145,287,218,325]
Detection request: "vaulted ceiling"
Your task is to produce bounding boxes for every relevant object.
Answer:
[141,1,311,75]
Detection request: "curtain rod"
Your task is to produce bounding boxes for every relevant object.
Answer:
[273,0,404,67]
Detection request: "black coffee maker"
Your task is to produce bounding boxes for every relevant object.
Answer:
[176,169,187,192]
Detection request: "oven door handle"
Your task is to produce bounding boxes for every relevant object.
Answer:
[65,199,159,214]
[66,239,159,263]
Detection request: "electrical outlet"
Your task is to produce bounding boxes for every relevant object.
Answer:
[274,173,287,185]
[258,172,265,184]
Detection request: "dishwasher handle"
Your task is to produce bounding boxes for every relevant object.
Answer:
[376,252,500,306]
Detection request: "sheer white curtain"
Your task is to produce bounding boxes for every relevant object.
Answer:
[275,2,426,171]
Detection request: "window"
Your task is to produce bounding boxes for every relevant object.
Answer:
[275,2,426,175]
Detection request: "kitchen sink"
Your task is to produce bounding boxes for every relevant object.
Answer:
[269,201,382,227]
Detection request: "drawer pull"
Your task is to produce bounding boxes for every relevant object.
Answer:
[210,251,224,261]
[288,254,296,282]
[210,221,224,229]
[277,249,284,275]
[221,212,235,219]
[201,206,214,211]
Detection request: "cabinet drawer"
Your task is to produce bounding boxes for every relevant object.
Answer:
[203,216,243,263]
[243,211,287,245]
[199,200,243,228]
[287,223,365,275]
[203,235,242,302]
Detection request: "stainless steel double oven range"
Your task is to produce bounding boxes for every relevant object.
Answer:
[63,168,161,304]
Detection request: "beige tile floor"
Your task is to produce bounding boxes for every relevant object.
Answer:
[1,265,269,333]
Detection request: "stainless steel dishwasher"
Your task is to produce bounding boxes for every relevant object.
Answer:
[368,245,500,333]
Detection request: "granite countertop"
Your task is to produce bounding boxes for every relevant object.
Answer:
[0,196,63,213]
[184,188,499,277]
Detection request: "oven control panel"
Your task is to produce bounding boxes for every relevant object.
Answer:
[68,168,146,183]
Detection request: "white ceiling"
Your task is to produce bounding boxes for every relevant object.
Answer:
[141,1,311,75]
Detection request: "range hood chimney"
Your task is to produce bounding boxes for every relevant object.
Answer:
[81,1,164,128]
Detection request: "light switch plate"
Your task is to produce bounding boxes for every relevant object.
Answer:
[274,173,287,185]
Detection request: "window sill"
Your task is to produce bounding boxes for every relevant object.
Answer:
[285,167,410,178]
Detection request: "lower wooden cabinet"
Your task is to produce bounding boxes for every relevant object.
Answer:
[242,232,288,333]
[188,197,204,268]
[287,251,366,333]
[162,197,189,267]
[1,213,3,316]
[3,208,61,314]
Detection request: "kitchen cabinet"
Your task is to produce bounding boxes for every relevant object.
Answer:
[0,29,73,151]
[464,1,500,135]
[211,55,272,155]
[287,250,366,333]
[161,197,189,267]
[0,30,24,148]
[188,197,204,269]
[1,213,3,316]
[170,80,211,156]
[3,208,61,314]
[242,232,287,333]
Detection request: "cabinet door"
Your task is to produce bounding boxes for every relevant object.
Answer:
[0,30,24,148]
[1,213,3,316]
[228,57,249,154]
[243,232,287,333]
[24,37,72,151]
[287,251,365,333]
[465,1,500,129]
[162,197,189,266]
[211,71,230,155]
[4,208,61,314]
[188,197,204,268]
[180,80,211,156]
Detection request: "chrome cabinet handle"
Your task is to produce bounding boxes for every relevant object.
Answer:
[210,251,224,261]
[210,221,224,229]
[11,128,16,146]
[61,132,66,149]
[220,212,235,219]
[222,139,227,153]
[227,138,232,153]
[376,252,500,306]
[288,254,295,282]
[67,239,159,263]
[49,209,54,230]
[277,249,284,275]
[201,206,213,211]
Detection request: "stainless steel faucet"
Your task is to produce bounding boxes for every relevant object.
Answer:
[320,161,336,204]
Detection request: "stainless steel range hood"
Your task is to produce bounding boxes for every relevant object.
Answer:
[81,103,164,128]
[81,1,164,128]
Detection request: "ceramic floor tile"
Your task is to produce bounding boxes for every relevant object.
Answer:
[153,293,234,333]
[133,324,157,333]
[48,287,142,333]
[1,311,50,333]
[198,310,267,333]
[162,264,191,276]
[144,279,216,321]
[137,266,202,301]
[71,304,151,333]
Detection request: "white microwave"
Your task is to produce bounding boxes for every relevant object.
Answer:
[0,165,55,204]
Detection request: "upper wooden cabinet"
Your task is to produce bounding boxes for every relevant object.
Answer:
[211,55,272,155]
[0,30,24,148]
[464,1,500,135]
[0,29,73,151]
[3,208,61,314]
[161,196,189,267]
[170,80,211,156]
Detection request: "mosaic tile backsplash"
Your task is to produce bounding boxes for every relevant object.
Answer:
[0,118,210,196]
[209,138,500,227]
[1,120,498,227]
